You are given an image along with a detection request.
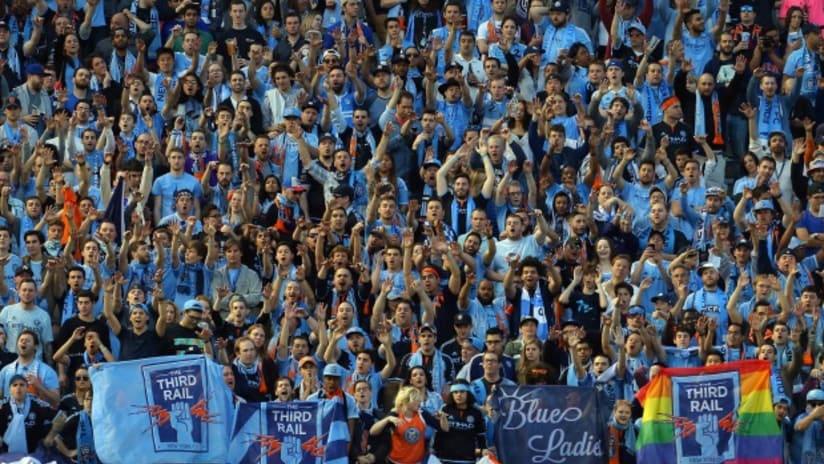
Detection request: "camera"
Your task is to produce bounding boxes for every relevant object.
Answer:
[760,36,774,48]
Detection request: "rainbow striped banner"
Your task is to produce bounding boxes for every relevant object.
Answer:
[636,360,782,464]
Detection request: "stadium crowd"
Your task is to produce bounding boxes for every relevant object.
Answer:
[0,0,823,462]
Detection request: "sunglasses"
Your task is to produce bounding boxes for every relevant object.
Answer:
[75,376,90,381]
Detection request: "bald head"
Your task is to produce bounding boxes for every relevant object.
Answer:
[698,73,715,96]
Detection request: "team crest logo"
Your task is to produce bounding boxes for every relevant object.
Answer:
[404,426,421,444]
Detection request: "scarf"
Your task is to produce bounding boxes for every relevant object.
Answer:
[0,47,21,79]
[486,19,500,44]
[3,396,30,454]
[62,290,77,324]
[233,358,266,394]
[110,50,136,84]
[694,90,723,145]
[130,0,160,59]
[77,411,99,464]
[408,349,446,393]
[180,263,206,296]
[608,416,636,457]
[520,286,548,340]
[450,195,475,235]
[757,95,784,141]
[641,83,670,124]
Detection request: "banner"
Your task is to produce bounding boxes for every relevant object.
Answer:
[228,400,350,464]
[636,360,782,464]
[90,355,234,464]
[493,385,606,464]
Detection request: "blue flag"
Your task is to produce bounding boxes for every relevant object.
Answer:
[90,355,233,464]
[102,176,125,243]
[493,385,607,464]
[229,400,350,464]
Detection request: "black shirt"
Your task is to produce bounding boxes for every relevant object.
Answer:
[117,328,166,361]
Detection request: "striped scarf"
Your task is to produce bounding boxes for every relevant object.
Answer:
[110,50,136,84]
[408,349,446,393]
[694,90,723,145]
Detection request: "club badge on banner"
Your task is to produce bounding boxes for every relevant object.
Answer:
[636,360,782,464]
[492,385,607,464]
[228,400,350,464]
[90,355,234,464]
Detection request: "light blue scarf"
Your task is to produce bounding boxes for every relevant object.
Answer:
[409,349,446,394]
[109,50,136,84]
[77,410,99,464]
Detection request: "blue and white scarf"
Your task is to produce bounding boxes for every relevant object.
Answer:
[694,89,719,138]
[77,411,99,463]
[110,50,136,84]
[408,349,446,394]
[0,46,21,80]
[520,287,548,340]
[2,396,30,454]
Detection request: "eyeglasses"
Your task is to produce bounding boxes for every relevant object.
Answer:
[485,339,502,344]
[75,376,90,381]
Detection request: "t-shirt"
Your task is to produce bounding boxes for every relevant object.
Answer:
[0,304,53,359]
[164,324,206,355]
[150,172,202,219]
[117,328,166,361]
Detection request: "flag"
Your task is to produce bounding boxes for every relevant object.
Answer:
[636,360,782,464]
[103,176,125,243]
[90,355,234,464]
[492,385,606,464]
[228,400,350,464]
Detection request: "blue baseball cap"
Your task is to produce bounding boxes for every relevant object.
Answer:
[628,306,646,316]
[283,107,301,119]
[183,300,205,312]
[322,363,345,377]
[753,200,774,212]
[130,303,151,314]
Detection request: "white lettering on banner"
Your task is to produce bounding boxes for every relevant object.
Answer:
[499,388,603,462]
[155,374,199,401]
[530,430,602,464]
[501,397,582,430]
[684,383,728,413]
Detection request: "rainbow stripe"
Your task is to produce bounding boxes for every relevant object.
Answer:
[635,360,782,464]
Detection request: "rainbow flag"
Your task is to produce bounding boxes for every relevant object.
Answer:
[635,360,782,464]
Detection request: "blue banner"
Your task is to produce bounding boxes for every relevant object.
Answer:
[493,385,607,464]
[90,355,233,464]
[229,400,350,464]
[671,371,740,462]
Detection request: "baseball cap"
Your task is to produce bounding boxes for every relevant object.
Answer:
[808,182,824,196]
[420,323,438,335]
[628,305,646,316]
[445,63,463,72]
[183,300,205,312]
[651,292,674,305]
[174,189,194,200]
[520,316,540,326]
[130,303,151,314]
[298,356,317,369]
[25,63,45,76]
[283,107,301,119]
[14,265,32,277]
[8,374,27,386]
[345,327,367,338]
[4,96,20,109]
[627,23,646,35]
[698,262,719,275]
[438,78,461,95]
[319,132,337,144]
[0,22,10,31]
[706,187,725,197]
[454,313,473,326]
[735,238,752,249]
[301,100,321,112]
[391,51,409,63]
[322,363,345,377]
[422,159,442,169]
[808,159,824,171]
[778,247,797,258]
[372,64,392,75]
[807,389,824,402]
[606,59,624,70]
[549,0,570,13]
[753,199,774,212]
[322,49,341,60]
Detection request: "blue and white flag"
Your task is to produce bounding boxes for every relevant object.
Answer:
[229,400,350,464]
[493,385,607,464]
[90,355,233,464]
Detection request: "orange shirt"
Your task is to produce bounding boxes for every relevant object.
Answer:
[389,413,427,464]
